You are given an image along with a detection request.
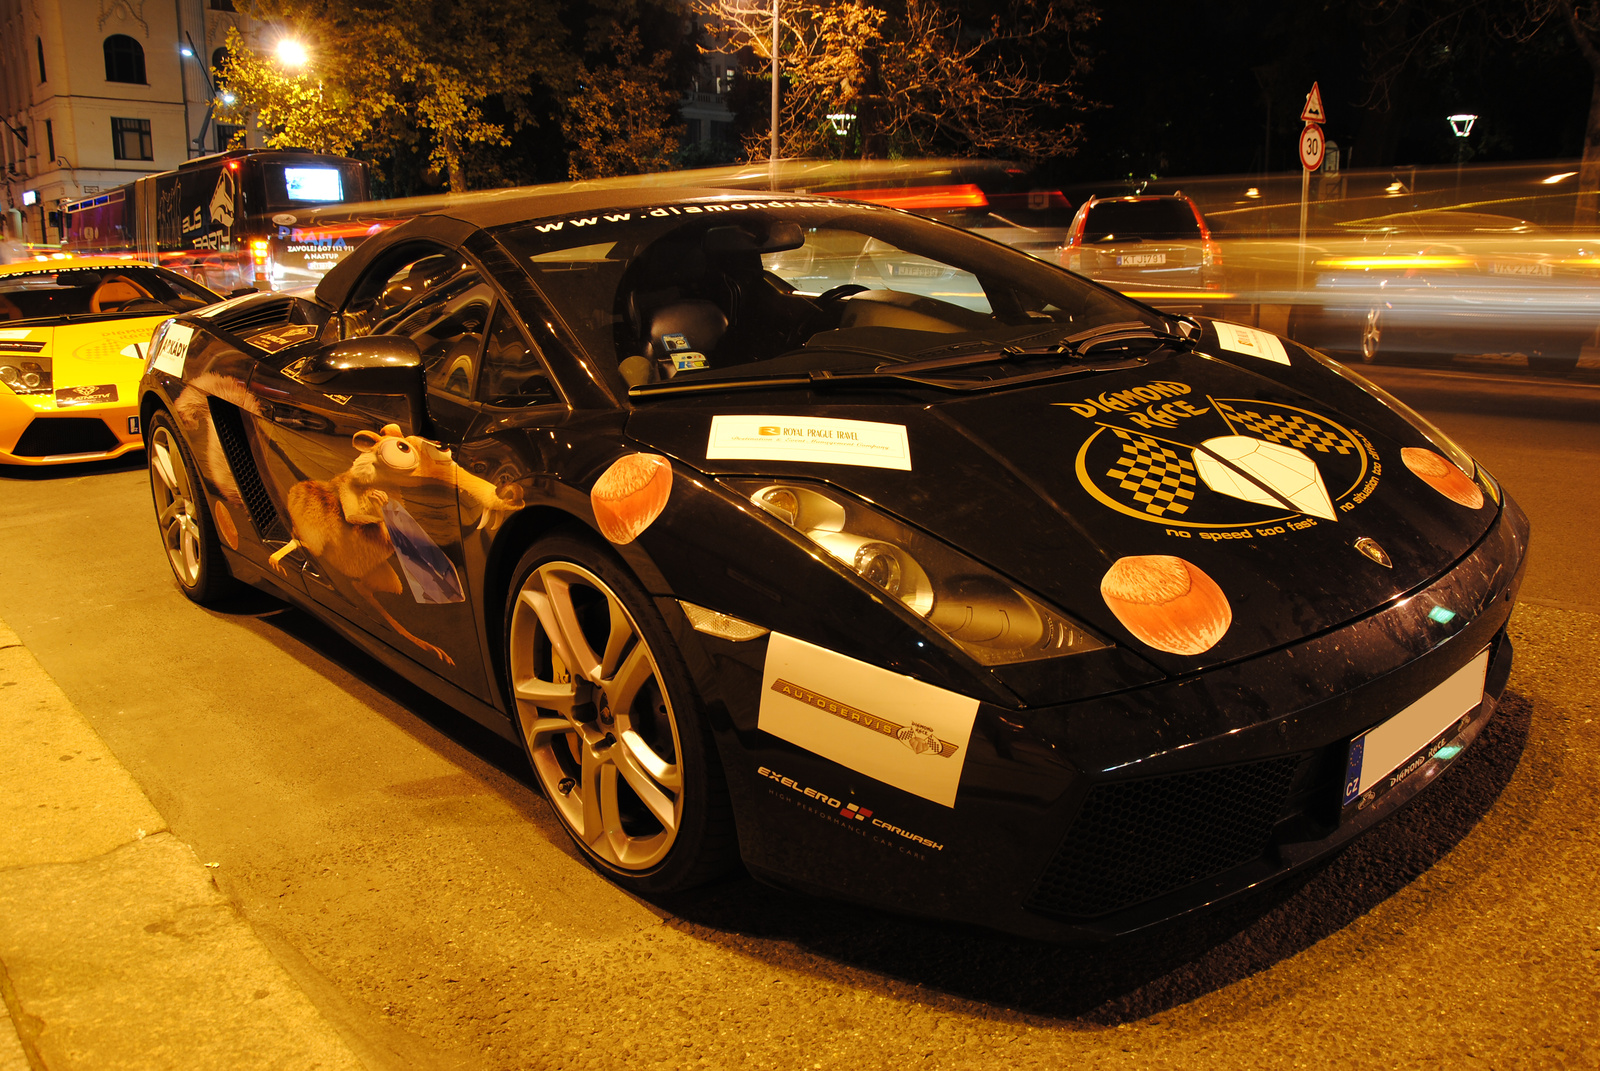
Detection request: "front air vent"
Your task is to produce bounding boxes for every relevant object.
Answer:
[208,398,286,541]
[1026,756,1302,919]
[12,417,119,457]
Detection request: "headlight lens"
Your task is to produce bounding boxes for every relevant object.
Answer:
[735,480,1108,666]
[1306,348,1478,476]
[0,357,52,394]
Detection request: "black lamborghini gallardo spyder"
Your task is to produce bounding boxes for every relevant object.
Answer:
[138,184,1527,941]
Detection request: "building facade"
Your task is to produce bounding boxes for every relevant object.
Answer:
[1,0,252,245]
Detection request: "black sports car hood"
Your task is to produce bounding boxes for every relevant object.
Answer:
[624,332,1501,676]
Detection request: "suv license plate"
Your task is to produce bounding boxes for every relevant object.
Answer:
[1116,253,1167,266]
[1342,648,1489,815]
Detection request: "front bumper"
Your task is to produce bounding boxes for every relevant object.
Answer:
[0,394,142,465]
[710,492,1529,942]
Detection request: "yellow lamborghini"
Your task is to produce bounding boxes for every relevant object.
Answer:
[1,257,223,466]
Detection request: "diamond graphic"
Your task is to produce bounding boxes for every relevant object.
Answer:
[1193,435,1337,520]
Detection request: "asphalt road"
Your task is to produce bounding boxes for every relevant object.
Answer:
[1,368,1596,1070]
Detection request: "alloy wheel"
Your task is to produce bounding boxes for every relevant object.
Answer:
[149,423,204,589]
[508,560,684,871]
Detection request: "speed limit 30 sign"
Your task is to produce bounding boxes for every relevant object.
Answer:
[1299,124,1325,171]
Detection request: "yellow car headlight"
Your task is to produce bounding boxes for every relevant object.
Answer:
[0,357,52,395]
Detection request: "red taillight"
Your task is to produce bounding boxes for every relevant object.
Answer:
[827,183,989,210]
[1203,237,1222,268]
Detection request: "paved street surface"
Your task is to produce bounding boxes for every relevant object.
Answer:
[0,368,1595,1069]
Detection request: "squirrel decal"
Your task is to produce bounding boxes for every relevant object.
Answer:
[268,423,525,664]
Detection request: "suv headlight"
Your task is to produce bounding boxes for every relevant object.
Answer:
[0,357,52,395]
[730,479,1109,666]
[1307,348,1478,477]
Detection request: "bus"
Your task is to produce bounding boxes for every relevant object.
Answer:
[64,149,370,293]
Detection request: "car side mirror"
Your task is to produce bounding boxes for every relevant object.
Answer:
[301,335,427,432]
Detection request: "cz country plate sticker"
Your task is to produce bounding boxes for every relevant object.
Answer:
[707,415,911,471]
[758,632,978,807]
[1342,648,1489,814]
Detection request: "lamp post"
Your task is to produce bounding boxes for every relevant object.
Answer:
[769,0,779,185]
[1448,113,1476,199]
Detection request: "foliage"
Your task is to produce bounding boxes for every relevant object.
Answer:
[564,27,684,179]
[218,0,691,190]
[697,0,1097,163]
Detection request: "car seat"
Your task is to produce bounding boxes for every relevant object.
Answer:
[90,275,154,312]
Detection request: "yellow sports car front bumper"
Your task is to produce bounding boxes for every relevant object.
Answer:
[0,318,165,466]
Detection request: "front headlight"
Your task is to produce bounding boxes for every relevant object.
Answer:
[0,356,52,395]
[731,479,1109,666]
[1306,348,1478,476]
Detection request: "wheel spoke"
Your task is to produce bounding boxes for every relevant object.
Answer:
[620,728,681,793]
[158,499,182,528]
[519,587,585,687]
[541,574,604,684]
[599,594,633,678]
[606,641,655,720]
[152,441,179,493]
[519,713,573,741]
[612,735,677,830]
[513,675,580,719]
[579,743,615,845]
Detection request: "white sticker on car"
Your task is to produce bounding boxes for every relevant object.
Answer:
[151,323,195,377]
[758,632,979,808]
[1212,321,1290,366]
[707,415,911,471]
[0,329,33,339]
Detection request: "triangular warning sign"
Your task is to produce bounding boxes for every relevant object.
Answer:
[1300,82,1326,124]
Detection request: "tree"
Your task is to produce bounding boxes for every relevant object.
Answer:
[564,27,684,179]
[1509,1,1600,221]
[696,0,1097,163]
[219,0,567,191]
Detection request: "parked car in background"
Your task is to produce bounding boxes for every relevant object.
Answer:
[1,257,221,465]
[1062,194,1223,294]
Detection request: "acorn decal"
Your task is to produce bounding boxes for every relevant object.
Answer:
[1100,555,1233,656]
[1401,447,1483,510]
[591,453,673,544]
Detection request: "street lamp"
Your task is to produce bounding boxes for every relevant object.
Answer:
[1447,113,1478,138]
[276,38,309,67]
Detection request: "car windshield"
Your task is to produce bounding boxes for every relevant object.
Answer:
[1080,200,1202,242]
[0,266,217,324]
[495,199,1151,391]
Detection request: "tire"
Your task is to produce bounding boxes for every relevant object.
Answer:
[146,409,238,604]
[503,532,737,893]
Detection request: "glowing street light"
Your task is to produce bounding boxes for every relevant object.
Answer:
[276,38,309,67]
[220,91,237,106]
[1447,113,1478,138]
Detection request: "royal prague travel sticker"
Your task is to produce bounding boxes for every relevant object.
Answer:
[1062,380,1381,541]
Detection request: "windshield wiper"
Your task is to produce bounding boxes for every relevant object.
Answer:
[880,320,1189,375]
[628,354,1151,399]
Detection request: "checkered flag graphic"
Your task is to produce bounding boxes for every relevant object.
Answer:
[1217,403,1354,455]
[1105,430,1198,517]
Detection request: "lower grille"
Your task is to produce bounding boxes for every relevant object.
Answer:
[1026,756,1301,919]
[11,417,121,458]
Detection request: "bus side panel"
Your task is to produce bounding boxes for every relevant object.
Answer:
[155,164,251,292]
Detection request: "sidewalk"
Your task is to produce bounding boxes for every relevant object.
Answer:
[0,617,366,1071]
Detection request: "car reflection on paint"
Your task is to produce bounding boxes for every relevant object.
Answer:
[137,182,1528,942]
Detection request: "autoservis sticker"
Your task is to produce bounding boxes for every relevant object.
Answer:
[1061,379,1381,541]
[759,632,978,808]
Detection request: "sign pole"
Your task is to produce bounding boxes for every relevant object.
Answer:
[1296,83,1327,291]
[1298,166,1310,290]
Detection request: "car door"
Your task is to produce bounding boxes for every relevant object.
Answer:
[250,242,528,691]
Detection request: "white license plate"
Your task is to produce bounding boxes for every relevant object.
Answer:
[1342,648,1489,811]
[1489,261,1552,277]
[1116,253,1167,267]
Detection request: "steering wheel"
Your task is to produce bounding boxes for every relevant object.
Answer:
[816,283,870,303]
[121,300,173,314]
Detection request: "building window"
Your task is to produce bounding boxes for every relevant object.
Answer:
[103,35,147,84]
[209,0,236,9]
[214,123,243,151]
[44,120,54,163]
[212,47,228,80]
[36,37,46,83]
[112,117,153,160]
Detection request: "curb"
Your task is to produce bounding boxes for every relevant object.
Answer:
[0,617,367,1071]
